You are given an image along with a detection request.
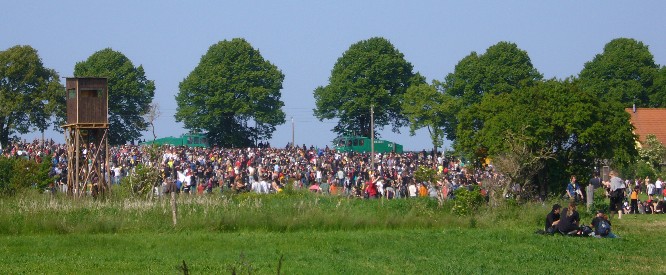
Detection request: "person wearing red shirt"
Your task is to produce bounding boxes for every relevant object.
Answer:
[365,177,378,199]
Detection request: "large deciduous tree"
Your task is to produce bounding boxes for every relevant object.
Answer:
[442,41,543,141]
[402,83,449,155]
[314,37,424,138]
[74,48,155,145]
[578,38,662,107]
[457,79,637,193]
[175,38,285,147]
[0,45,64,147]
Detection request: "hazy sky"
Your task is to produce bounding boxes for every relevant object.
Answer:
[2,1,665,150]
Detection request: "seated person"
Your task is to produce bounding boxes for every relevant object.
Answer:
[566,176,583,201]
[654,198,663,214]
[591,210,617,238]
[644,200,654,214]
[557,202,580,234]
[623,201,631,214]
[545,204,561,234]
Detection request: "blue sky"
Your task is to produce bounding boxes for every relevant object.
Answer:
[2,1,665,150]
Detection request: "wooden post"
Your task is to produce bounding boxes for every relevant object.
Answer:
[105,128,110,195]
[171,191,178,226]
[74,127,80,197]
[586,184,595,211]
[370,105,374,169]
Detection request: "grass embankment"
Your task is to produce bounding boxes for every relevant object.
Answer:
[1,190,665,274]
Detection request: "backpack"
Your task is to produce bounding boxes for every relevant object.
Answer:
[596,219,611,237]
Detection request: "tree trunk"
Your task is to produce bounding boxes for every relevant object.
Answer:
[0,116,8,149]
[171,191,177,226]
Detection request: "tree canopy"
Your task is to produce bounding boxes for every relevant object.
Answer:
[0,45,63,147]
[578,38,662,108]
[175,38,285,147]
[441,41,543,141]
[74,48,155,145]
[402,83,449,154]
[435,40,644,193]
[314,37,424,138]
[454,78,637,192]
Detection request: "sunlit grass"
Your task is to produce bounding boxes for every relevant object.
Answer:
[1,190,666,273]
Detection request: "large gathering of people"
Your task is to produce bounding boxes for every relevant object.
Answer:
[5,138,662,240]
[2,139,499,201]
[542,170,666,238]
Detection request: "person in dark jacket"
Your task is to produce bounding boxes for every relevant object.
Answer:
[557,202,580,234]
[545,204,561,234]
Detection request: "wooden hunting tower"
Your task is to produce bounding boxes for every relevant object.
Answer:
[63,77,110,197]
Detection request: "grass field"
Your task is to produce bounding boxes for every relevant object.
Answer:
[1,190,665,274]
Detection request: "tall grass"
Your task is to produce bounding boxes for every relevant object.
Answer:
[4,190,665,273]
[0,188,578,235]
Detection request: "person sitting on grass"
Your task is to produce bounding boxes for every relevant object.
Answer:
[567,175,583,202]
[591,210,617,238]
[557,202,580,235]
[653,198,663,214]
[545,204,561,234]
[644,200,653,214]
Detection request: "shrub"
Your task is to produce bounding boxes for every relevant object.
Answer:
[0,156,54,196]
[452,186,485,216]
[634,161,656,180]
[414,166,436,184]
[591,187,609,213]
[0,157,17,195]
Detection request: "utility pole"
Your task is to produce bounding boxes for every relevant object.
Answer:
[291,117,294,148]
[370,104,374,170]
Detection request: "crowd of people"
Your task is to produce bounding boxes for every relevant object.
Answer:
[543,202,617,238]
[565,170,665,218]
[6,139,664,240]
[2,139,498,201]
[545,169,666,238]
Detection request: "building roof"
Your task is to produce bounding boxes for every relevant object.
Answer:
[625,108,666,145]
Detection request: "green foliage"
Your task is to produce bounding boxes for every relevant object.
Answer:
[0,157,54,196]
[117,144,163,198]
[441,41,543,141]
[638,134,666,171]
[654,66,666,107]
[578,38,662,108]
[634,160,657,180]
[119,164,161,198]
[413,165,436,184]
[591,187,610,213]
[74,48,156,145]
[402,83,447,151]
[176,38,285,147]
[0,157,17,195]
[314,37,424,138]
[3,191,666,273]
[454,78,637,192]
[0,45,64,146]
[452,186,485,216]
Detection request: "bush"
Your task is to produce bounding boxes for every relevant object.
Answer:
[414,166,436,184]
[452,186,485,216]
[635,161,657,180]
[591,187,609,213]
[0,156,54,196]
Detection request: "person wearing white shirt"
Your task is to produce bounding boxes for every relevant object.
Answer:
[647,177,655,201]
[408,182,417,197]
[656,178,663,199]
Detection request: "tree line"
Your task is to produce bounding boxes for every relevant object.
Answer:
[1,37,665,191]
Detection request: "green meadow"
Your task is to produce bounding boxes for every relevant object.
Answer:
[1,190,665,274]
